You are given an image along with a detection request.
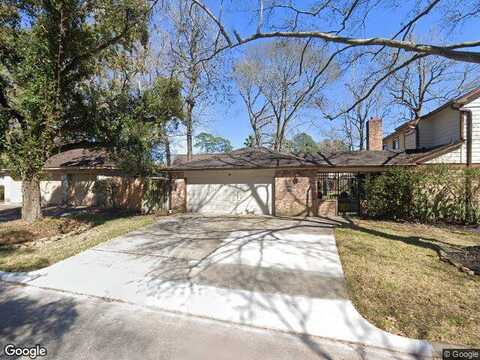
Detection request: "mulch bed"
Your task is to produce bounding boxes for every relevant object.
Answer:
[0,207,140,247]
[0,218,86,246]
[442,246,480,275]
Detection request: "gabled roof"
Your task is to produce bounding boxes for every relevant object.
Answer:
[383,87,480,141]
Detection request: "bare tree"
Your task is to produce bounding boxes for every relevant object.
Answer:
[386,56,474,123]
[340,81,387,151]
[186,0,480,122]
[190,0,480,64]
[161,0,228,160]
[234,60,272,147]
[234,39,338,151]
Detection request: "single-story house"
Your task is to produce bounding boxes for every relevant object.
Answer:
[0,148,148,210]
[2,88,479,218]
[165,88,480,217]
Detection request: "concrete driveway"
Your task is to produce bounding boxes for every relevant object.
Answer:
[0,215,432,358]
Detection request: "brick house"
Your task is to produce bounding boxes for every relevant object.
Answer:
[0,148,151,211]
[166,88,480,218]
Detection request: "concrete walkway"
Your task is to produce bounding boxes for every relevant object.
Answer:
[0,215,433,358]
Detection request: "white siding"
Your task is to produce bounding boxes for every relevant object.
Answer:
[465,97,480,164]
[0,175,22,203]
[0,175,68,205]
[418,107,461,148]
[40,178,67,205]
[426,146,465,164]
[405,131,416,149]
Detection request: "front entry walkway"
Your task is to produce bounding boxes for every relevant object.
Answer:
[0,215,432,358]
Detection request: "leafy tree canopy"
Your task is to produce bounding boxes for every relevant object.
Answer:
[112,77,184,175]
[292,133,319,154]
[194,132,233,153]
[0,0,150,179]
[244,134,256,148]
[0,0,150,221]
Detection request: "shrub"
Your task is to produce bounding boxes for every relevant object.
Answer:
[92,178,119,208]
[364,166,480,225]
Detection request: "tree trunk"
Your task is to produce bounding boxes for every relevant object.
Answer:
[165,135,171,166]
[22,177,42,223]
[359,133,364,150]
[186,105,193,161]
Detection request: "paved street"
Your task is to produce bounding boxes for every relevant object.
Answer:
[0,282,426,360]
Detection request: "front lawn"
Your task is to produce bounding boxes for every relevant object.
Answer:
[335,219,480,346]
[0,209,155,272]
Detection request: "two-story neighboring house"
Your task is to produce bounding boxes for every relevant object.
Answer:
[383,88,480,165]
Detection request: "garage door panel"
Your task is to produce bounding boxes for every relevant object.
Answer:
[187,183,271,215]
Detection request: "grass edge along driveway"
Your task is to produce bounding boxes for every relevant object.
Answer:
[0,213,155,272]
[335,218,480,347]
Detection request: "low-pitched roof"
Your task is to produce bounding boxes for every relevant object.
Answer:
[167,147,421,171]
[44,148,116,169]
[167,143,465,172]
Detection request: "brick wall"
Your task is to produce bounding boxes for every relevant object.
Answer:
[367,118,383,151]
[170,172,186,213]
[274,170,317,217]
[318,199,337,217]
[112,177,146,211]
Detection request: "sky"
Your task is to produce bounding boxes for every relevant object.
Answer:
[161,1,480,153]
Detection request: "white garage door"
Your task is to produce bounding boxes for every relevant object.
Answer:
[186,171,273,215]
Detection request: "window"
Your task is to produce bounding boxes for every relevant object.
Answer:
[0,185,4,202]
[392,138,400,150]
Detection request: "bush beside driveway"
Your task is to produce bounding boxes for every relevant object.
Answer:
[336,218,480,347]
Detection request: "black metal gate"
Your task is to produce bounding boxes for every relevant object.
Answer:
[317,173,364,214]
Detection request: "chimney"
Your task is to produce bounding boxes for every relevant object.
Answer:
[366,117,383,151]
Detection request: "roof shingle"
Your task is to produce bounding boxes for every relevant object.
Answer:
[167,143,464,171]
[44,148,115,169]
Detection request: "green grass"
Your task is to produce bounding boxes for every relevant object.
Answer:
[335,219,480,346]
[0,213,155,272]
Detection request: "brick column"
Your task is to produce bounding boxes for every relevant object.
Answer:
[366,118,383,151]
[274,170,317,217]
[170,172,186,213]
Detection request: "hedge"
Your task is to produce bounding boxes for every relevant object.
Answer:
[363,165,480,225]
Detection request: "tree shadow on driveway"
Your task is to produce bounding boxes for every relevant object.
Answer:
[115,215,425,359]
[0,282,78,359]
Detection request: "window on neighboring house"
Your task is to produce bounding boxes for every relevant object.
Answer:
[393,138,400,150]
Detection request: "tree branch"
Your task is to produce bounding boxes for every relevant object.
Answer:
[190,1,480,64]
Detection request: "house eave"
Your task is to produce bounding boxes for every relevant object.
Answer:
[163,164,416,173]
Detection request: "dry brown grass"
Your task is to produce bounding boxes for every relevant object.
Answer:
[335,219,480,346]
[0,218,84,245]
[0,213,154,272]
